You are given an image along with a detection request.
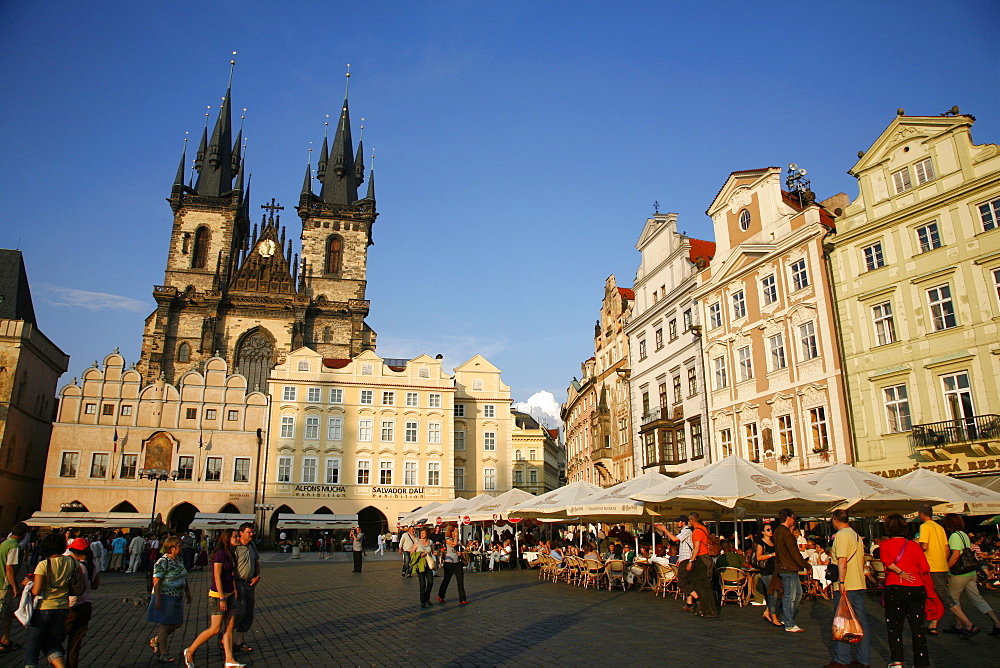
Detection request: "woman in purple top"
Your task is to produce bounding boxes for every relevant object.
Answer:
[183,530,242,668]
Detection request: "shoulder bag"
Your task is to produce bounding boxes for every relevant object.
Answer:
[827,532,861,584]
[424,550,436,570]
[949,531,984,576]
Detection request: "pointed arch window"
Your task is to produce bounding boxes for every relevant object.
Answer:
[325,236,343,274]
[177,342,191,363]
[192,227,210,269]
[235,330,275,394]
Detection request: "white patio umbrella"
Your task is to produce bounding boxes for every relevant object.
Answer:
[464,488,536,522]
[895,468,1000,514]
[631,456,844,516]
[797,463,949,516]
[564,470,673,522]
[397,501,442,527]
[508,480,604,520]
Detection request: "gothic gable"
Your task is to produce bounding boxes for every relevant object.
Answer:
[230,224,297,295]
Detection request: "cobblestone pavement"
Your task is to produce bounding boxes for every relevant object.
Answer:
[4,555,1000,667]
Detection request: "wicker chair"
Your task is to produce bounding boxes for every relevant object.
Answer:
[652,562,680,598]
[582,558,607,589]
[563,555,583,585]
[718,567,750,606]
[605,559,627,591]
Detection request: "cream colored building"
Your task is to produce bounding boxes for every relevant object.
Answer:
[563,359,598,484]
[694,168,851,472]
[0,250,70,534]
[626,214,714,476]
[39,351,268,529]
[264,349,513,536]
[829,110,1000,486]
[510,410,563,495]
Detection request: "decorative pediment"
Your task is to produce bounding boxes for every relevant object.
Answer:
[230,220,297,295]
[848,115,973,175]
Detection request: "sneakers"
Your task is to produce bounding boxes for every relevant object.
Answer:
[785,625,805,633]
[750,601,767,606]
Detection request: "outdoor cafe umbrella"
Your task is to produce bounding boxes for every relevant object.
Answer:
[464,488,535,522]
[895,468,1000,514]
[508,480,604,521]
[797,462,949,515]
[397,501,442,527]
[630,455,844,516]
[564,470,672,523]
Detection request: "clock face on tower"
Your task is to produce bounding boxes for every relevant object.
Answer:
[258,239,276,257]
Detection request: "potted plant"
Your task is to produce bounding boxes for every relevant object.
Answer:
[778,453,793,465]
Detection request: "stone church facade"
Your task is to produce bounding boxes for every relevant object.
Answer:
[139,75,377,395]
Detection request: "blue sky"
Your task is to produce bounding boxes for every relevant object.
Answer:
[2,1,998,424]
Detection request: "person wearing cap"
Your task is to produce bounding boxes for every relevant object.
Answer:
[64,538,100,668]
[658,516,696,611]
[0,522,27,654]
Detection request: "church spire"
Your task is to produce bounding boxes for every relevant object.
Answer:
[319,67,359,205]
[354,117,365,185]
[195,55,238,197]
[173,136,188,187]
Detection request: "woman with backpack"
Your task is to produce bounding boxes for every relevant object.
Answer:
[64,538,100,668]
[944,513,1000,638]
[23,533,77,668]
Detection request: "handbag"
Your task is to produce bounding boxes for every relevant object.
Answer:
[879,539,910,607]
[827,532,862,584]
[424,551,436,570]
[948,532,983,576]
[15,585,38,627]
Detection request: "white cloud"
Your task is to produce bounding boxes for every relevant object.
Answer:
[40,285,149,312]
[515,390,562,430]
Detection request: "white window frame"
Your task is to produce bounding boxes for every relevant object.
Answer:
[382,391,395,406]
[325,457,341,484]
[428,422,442,444]
[737,346,753,381]
[719,429,732,458]
[233,457,250,482]
[862,241,885,271]
[277,456,292,483]
[914,157,935,185]
[307,387,321,403]
[483,467,496,491]
[359,390,374,405]
[329,388,343,404]
[454,402,465,417]
[358,419,373,442]
[883,385,912,433]
[204,456,222,482]
[799,321,819,360]
[297,360,310,371]
[916,222,941,253]
[769,333,786,370]
[379,460,393,485]
[483,432,496,451]
[713,355,728,390]
[731,290,746,319]
[454,430,466,450]
[428,393,442,408]
[357,460,371,485]
[744,423,760,461]
[90,452,109,479]
[892,166,912,194]
[361,363,374,375]
[427,462,441,486]
[404,420,418,443]
[872,301,896,346]
[381,420,395,442]
[928,284,956,331]
[304,416,320,440]
[777,414,795,458]
[405,392,419,407]
[327,417,343,441]
[790,259,809,291]
[404,461,418,486]
[302,456,318,483]
[809,406,830,452]
[761,275,777,305]
[453,466,464,491]
[483,404,495,418]
[280,415,295,439]
[708,302,722,329]
[979,197,1000,231]
[282,386,297,401]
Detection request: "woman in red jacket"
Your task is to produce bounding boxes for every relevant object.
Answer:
[880,514,931,668]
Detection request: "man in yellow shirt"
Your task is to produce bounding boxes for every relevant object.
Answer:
[825,509,870,668]
[916,504,972,634]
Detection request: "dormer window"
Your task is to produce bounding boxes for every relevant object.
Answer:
[913,157,935,185]
[738,209,751,231]
[892,167,912,194]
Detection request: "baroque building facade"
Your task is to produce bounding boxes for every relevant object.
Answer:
[563,359,597,485]
[829,110,1000,487]
[263,348,514,537]
[510,410,563,495]
[693,167,852,472]
[139,74,376,394]
[625,213,714,476]
[0,250,69,534]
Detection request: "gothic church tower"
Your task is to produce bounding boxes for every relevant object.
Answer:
[138,65,377,393]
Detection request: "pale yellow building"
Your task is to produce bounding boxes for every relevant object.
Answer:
[694,167,851,472]
[563,359,598,485]
[264,349,513,536]
[510,410,563,495]
[0,250,70,533]
[829,109,1000,487]
[39,351,268,529]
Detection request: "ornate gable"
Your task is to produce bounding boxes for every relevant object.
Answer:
[230,221,297,295]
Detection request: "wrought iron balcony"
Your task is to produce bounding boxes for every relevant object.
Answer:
[908,414,1000,456]
[641,405,683,426]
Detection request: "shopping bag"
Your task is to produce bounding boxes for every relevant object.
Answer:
[15,586,38,627]
[832,593,864,643]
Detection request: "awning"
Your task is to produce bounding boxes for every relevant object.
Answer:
[189,513,256,530]
[275,513,358,530]
[25,511,159,529]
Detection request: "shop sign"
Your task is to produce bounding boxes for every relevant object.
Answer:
[372,486,425,499]
[874,456,1000,480]
[292,484,348,498]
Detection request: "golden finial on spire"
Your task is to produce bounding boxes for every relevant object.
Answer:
[359,117,365,141]
[228,51,237,87]
[344,63,351,99]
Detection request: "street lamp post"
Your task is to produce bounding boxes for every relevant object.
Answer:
[254,503,274,547]
[138,468,178,532]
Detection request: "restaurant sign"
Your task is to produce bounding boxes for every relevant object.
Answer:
[873,456,1000,480]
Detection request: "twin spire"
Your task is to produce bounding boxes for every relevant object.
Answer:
[175,60,374,206]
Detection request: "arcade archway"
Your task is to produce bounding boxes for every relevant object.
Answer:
[167,502,199,533]
[357,506,388,547]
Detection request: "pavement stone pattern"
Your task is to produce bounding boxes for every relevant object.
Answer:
[4,553,1000,667]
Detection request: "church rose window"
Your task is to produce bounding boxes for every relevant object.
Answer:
[235,331,274,394]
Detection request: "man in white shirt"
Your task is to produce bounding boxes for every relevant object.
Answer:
[399,527,416,577]
[127,533,146,573]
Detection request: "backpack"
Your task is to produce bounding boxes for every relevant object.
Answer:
[705,533,722,557]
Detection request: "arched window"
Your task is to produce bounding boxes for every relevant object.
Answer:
[177,342,190,363]
[235,329,275,394]
[192,227,210,269]
[515,449,522,461]
[325,236,343,274]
